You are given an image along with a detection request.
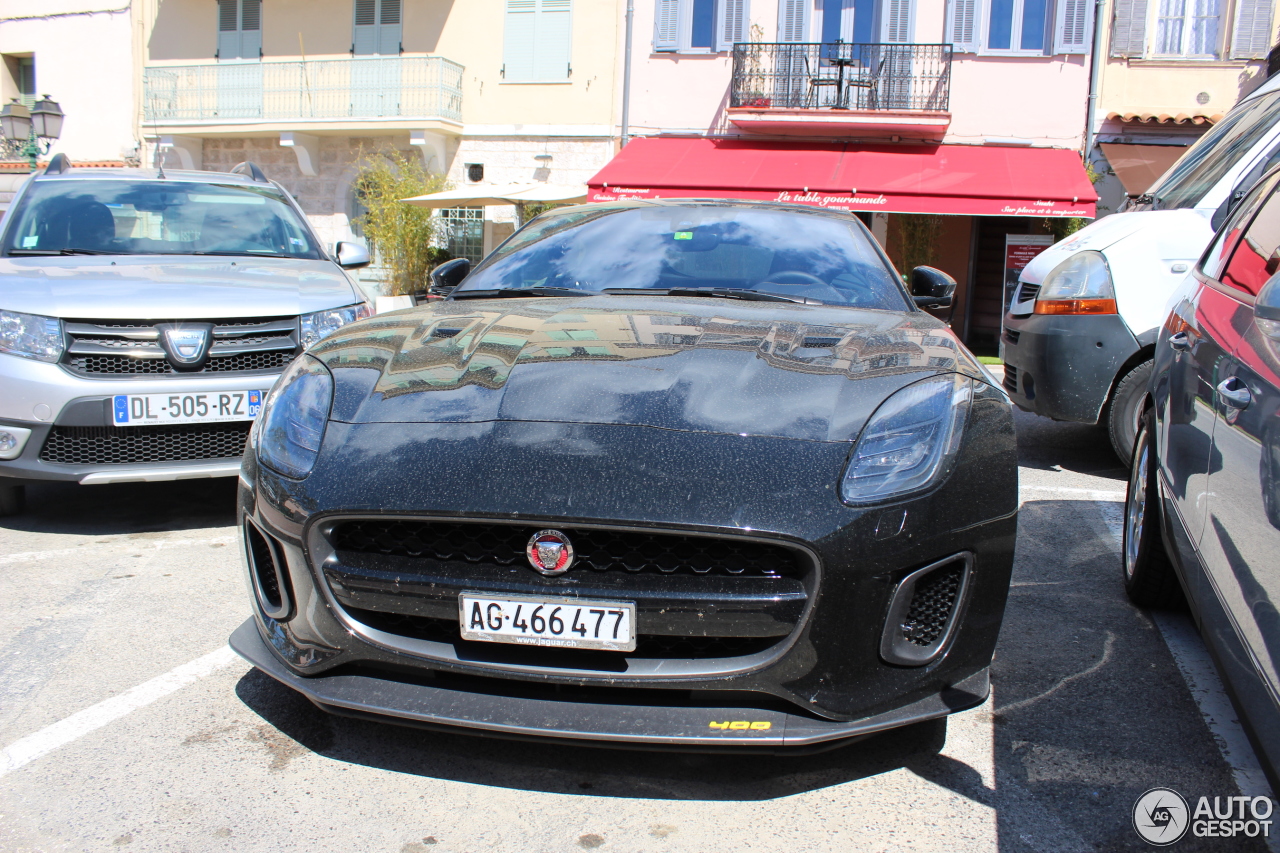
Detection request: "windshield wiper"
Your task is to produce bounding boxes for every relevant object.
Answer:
[189,250,293,259]
[7,247,129,256]
[451,287,590,299]
[662,287,815,305]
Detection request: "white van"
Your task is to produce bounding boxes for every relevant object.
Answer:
[1002,73,1280,462]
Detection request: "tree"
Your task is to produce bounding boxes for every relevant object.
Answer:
[353,148,448,296]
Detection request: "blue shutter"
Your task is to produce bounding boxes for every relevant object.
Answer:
[240,0,262,58]
[1054,0,1092,53]
[716,0,749,50]
[535,0,573,80]
[654,0,681,50]
[378,0,402,55]
[353,0,377,54]
[777,0,809,40]
[947,0,979,50]
[1232,0,1273,58]
[881,0,913,41]
[504,0,538,80]
[217,0,239,59]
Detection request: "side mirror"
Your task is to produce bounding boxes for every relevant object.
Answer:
[1255,272,1280,338]
[429,258,471,296]
[910,265,957,308]
[335,241,371,269]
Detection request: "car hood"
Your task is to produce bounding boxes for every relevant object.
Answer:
[309,296,990,443]
[0,255,362,318]
[1018,210,1178,285]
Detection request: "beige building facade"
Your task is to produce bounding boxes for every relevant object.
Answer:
[137,0,623,273]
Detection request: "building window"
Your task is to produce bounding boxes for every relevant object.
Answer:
[949,0,1091,53]
[654,0,749,53]
[504,0,573,82]
[216,0,262,60]
[1111,0,1272,58]
[439,208,485,264]
[353,0,402,56]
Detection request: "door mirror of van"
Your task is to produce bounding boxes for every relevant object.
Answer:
[429,258,471,297]
[910,266,957,308]
[335,241,371,269]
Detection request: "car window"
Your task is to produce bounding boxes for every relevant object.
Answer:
[1149,90,1280,210]
[1,179,323,259]
[1218,179,1280,296]
[457,206,910,310]
[1202,174,1279,280]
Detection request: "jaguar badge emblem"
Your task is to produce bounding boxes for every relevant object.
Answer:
[526,529,574,575]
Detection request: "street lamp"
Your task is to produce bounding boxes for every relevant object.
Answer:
[0,95,63,171]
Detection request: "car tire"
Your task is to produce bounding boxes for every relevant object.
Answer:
[0,482,25,517]
[1123,409,1183,609]
[1107,359,1154,465]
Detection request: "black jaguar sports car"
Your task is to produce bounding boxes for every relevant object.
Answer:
[230,200,1019,748]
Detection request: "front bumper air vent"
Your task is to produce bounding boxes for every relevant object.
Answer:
[880,554,972,666]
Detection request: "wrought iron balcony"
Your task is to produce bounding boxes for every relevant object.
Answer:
[730,42,951,113]
[143,56,464,124]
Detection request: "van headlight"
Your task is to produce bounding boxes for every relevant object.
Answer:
[299,303,372,349]
[1034,251,1117,315]
[840,374,973,504]
[0,310,63,362]
[257,355,333,479]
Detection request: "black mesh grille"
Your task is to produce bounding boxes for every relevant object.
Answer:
[332,519,802,578]
[245,522,282,609]
[900,564,964,647]
[39,422,251,464]
[1002,365,1018,396]
[66,349,293,376]
[346,609,778,659]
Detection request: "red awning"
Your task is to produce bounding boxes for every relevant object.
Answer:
[587,138,1097,218]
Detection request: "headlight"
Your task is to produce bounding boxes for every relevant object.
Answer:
[0,310,63,362]
[299,303,372,349]
[840,374,973,505]
[257,355,333,479]
[1034,251,1117,315]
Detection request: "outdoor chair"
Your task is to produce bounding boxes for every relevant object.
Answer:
[803,54,842,109]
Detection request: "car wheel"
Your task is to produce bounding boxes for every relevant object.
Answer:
[1123,409,1183,609]
[0,482,25,517]
[1107,358,1154,465]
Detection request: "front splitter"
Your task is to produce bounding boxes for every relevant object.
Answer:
[230,618,989,749]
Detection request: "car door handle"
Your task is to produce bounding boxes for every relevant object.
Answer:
[1217,377,1252,409]
[1169,331,1193,351]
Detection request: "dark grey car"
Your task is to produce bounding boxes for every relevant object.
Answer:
[1125,165,1280,787]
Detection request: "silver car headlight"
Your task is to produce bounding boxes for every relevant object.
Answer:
[0,310,63,362]
[840,374,974,505]
[299,303,373,349]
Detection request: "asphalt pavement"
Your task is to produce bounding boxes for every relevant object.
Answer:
[0,410,1272,852]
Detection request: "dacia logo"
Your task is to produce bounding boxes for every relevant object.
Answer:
[708,721,772,731]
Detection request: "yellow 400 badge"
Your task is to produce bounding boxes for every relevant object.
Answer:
[708,721,772,730]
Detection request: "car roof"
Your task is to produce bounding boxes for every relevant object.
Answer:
[29,167,275,188]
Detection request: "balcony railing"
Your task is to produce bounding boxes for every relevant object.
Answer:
[144,56,464,124]
[730,43,951,112]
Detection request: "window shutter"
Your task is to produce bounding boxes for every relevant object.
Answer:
[1232,0,1273,58]
[777,0,809,41]
[504,0,538,80]
[1111,0,1149,56]
[353,0,377,54]
[947,0,979,51]
[217,0,239,59]
[1054,0,1092,53]
[653,0,681,50]
[881,0,913,42]
[240,0,262,59]
[378,0,402,55]
[716,0,749,50]
[535,0,573,80]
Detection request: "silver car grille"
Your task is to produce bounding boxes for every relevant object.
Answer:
[61,317,298,376]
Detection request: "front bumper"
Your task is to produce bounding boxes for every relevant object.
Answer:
[231,617,990,748]
[0,353,279,483]
[1000,312,1139,424]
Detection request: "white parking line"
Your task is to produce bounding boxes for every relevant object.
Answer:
[1093,499,1277,827]
[1022,485,1126,501]
[0,645,238,779]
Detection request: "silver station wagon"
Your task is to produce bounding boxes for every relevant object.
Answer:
[0,157,372,515]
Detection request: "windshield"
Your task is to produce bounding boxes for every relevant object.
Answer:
[1,179,323,259]
[1148,90,1280,210]
[455,205,909,310]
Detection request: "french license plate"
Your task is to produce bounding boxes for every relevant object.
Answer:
[111,390,267,427]
[458,592,637,652]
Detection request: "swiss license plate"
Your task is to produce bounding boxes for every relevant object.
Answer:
[458,592,637,652]
[111,390,267,427]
